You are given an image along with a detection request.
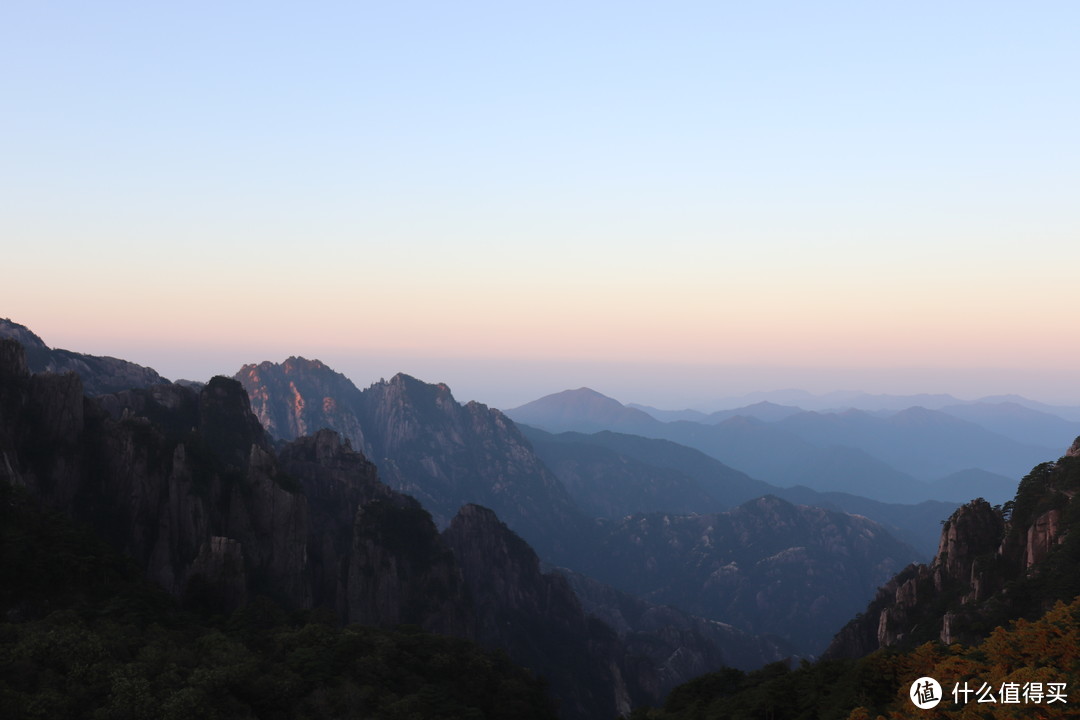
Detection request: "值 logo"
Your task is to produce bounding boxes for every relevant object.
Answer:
[910,677,943,709]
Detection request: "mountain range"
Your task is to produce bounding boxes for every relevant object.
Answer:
[520,426,954,557]
[0,338,653,718]
[235,355,920,655]
[5,317,1078,718]
[627,436,1080,720]
[508,387,1055,504]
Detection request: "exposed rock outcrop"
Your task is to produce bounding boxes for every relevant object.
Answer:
[239,358,369,454]
[825,440,1080,659]
[236,360,588,564]
[3,339,699,719]
[0,340,469,633]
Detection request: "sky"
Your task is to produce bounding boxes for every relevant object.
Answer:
[3,2,1079,409]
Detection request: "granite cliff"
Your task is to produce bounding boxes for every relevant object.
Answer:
[0,339,722,719]
[233,355,934,659]
[0,338,469,633]
[825,436,1080,658]
[236,359,587,564]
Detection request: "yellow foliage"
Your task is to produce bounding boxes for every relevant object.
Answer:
[877,597,1080,719]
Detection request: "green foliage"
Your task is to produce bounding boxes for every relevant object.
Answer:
[0,481,557,720]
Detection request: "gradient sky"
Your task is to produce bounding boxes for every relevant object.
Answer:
[3,3,1079,409]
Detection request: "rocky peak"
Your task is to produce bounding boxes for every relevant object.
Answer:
[825,441,1080,659]
[198,376,271,470]
[934,498,1004,580]
[0,318,167,395]
[236,357,369,454]
[235,356,586,563]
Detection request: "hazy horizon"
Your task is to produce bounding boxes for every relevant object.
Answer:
[10,317,1080,413]
[5,4,1078,410]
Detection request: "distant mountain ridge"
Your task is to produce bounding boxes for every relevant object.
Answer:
[0,317,167,394]
[509,387,663,434]
[0,338,724,719]
[509,387,1049,504]
[520,426,955,557]
[236,358,927,655]
[938,401,1080,448]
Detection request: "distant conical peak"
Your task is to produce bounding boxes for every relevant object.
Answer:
[570,387,615,399]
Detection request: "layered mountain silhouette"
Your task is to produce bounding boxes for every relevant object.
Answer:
[0,332,814,716]
[508,387,1050,504]
[11,320,1069,716]
[938,400,1080,448]
[521,426,954,557]
[0,339,661,719]
[236,356,926,655]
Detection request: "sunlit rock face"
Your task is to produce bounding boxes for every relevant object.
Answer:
[238,357,370,455]
[236,359,588,565]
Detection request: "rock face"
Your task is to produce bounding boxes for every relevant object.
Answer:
[239,358,369,453]
[1,339,703,720]
[234,356,927,658]
[573,495,920,656]
[236,359,586,564]
[824,441,1080,659]
[444,504,635,720]
[0,318,167,395]
[0,338,469,634]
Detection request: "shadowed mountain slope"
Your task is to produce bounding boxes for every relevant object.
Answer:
[575,495,920,656]
[4,339,718,719]
[522,426,954,557]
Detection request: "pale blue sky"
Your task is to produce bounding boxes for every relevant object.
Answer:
[3,3,1079,407]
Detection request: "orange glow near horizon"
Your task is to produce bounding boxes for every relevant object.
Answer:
[9,251,1078,378]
